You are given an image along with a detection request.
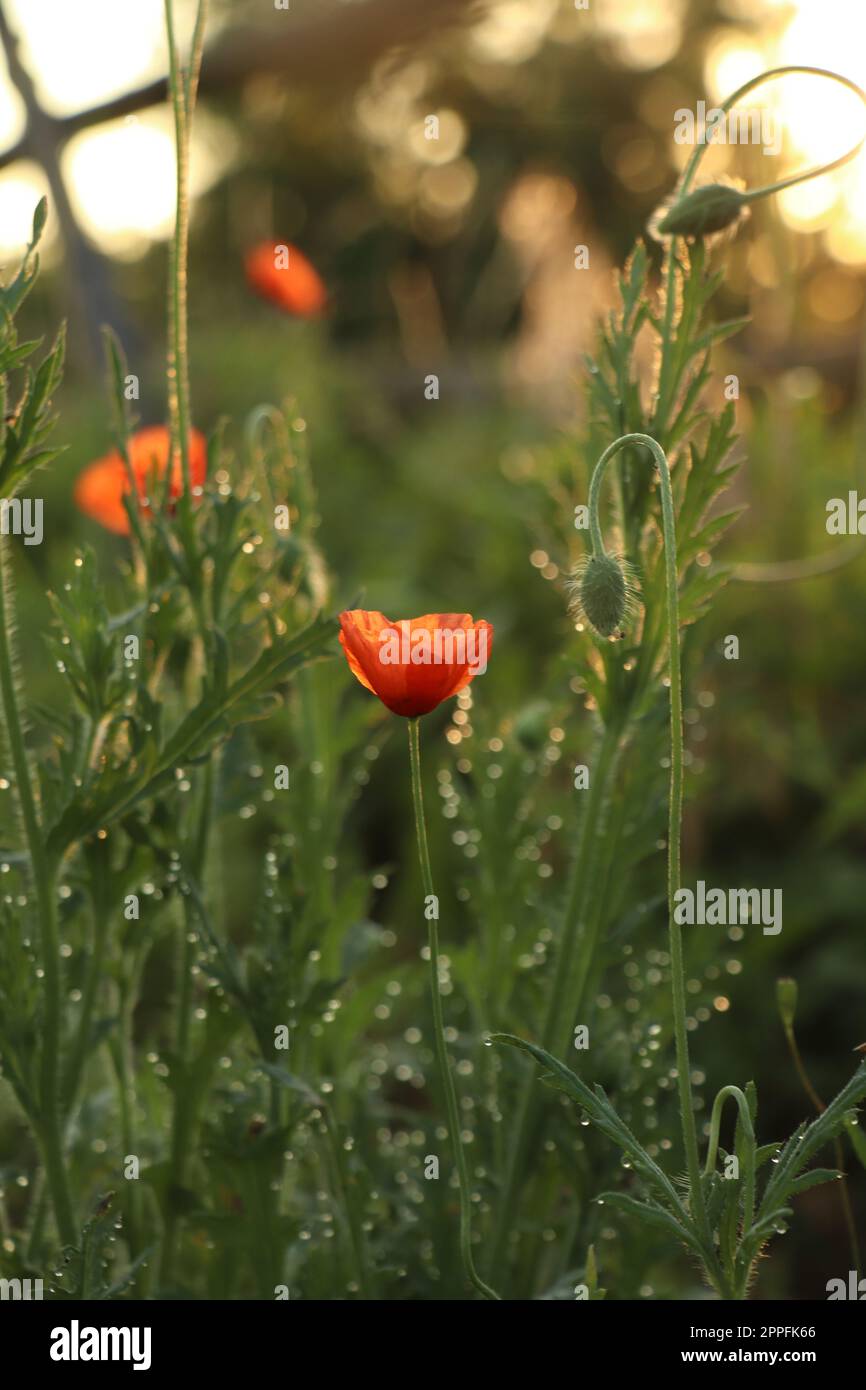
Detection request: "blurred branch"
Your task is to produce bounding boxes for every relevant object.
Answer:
[0,0,481,172]
[0,2,127,362]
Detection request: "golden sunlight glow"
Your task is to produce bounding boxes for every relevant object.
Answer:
[594,0,686,72]
[5,0,168,118]
[63,110,237,258]
[470,0,559,65]
[0,0,231,260]
[2,0,866,266]
[64,117,178,250]
[704,35,768,101]
[705,0,866,261]
[0,50,24,148]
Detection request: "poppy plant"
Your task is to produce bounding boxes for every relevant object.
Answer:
[338,608,499,1299]
[74,426,207,535]
[244,240,327,318]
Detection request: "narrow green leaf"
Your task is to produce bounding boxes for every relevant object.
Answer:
[597,1191,705,1255]
[492,1033,690,1220]
[785,1168,842,1197]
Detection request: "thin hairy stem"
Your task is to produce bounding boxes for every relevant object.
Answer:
[163,0,208,518]
[680,66,866,203]
[158,0,214,1288]
[407,717,500,1300]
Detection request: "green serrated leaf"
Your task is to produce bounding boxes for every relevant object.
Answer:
[596,1191,705,1255]
[46,611,338,853]
[785,1168,842,1197]
[492,1033,691,1222]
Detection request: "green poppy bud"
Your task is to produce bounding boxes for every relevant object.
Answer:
[654,182,748,239]
[573,553,633,639]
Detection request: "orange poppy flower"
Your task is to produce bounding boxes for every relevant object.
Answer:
[244,241,327,318]
[339,610,493,718]
[74,425,207,536]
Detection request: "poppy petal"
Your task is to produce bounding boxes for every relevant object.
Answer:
[338,610,493,718]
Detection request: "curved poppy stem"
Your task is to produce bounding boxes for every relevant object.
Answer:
[654,67,866,444]
[705,1084,756,1288]
[586,432,709,1244]
[704,1085,754,1177]
[407,717,500,1300]
[680,65,866,202]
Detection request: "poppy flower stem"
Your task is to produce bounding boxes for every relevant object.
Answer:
[164,0,208,539]
[160,0,212,1290]
[586,432,709,1243]
[407,716,501,1300]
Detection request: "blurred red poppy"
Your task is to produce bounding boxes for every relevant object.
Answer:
[245,241,327,317]
[74,425,207,536]
[339,610,493,718]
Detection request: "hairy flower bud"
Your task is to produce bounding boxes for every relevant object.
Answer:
[651,182,748,241]
[570,553,635,639]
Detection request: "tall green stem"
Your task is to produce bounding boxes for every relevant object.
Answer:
[587,432,707,1238]
[62,899,109,1116]
[0,539,75,1246]
[407,717,500,1300]
[158,0,211,1287]
[110,968,143,1260]
[164,0,208,525]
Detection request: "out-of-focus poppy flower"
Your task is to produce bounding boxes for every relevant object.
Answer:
[244,241,327,317]
[74,425,207,536]
[339,610,493,718]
